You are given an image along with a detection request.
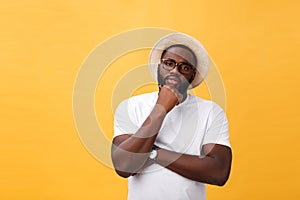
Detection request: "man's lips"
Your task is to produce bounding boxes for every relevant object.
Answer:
[165,76,180,85]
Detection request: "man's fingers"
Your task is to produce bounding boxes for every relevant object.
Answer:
[163,85,183,103]
[158,84,163,91]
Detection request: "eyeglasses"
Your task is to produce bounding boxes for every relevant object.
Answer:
[161,58,195,75]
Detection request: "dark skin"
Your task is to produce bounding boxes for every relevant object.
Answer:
[111,46,232,186]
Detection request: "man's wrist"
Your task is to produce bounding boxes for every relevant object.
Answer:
[149,145,160,162]
[151,104,167,118]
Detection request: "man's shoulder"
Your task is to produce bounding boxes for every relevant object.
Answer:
[128,91,158,102]
[116,92,158,111]
[188,95,224,111]
[188,94,214,105]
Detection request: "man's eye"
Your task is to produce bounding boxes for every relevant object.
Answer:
[165,61,173,66]
[182,65,190,71]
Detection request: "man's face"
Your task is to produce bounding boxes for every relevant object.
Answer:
[157,46,196,94]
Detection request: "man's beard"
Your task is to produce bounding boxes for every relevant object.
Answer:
[157,71,193,94]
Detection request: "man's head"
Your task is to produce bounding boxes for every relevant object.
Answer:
[157,44,197,93]
[149,33,210,89]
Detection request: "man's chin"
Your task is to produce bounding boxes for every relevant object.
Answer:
[165,83,189,95]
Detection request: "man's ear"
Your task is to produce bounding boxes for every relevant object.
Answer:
[193,70,196,79]
[189,70,196,83]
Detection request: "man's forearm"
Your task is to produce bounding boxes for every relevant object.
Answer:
[155,145,232,186]
[112,105,166,175]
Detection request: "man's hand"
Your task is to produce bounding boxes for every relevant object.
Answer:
[157,85,183,113]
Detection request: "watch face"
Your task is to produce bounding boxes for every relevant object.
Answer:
[149,149,158,160]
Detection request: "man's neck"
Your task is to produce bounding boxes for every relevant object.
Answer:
[180,92,188,104]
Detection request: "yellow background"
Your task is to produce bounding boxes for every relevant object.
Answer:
[1,0,299,199]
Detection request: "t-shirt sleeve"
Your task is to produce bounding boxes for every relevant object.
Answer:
[202,103,230,147]
[113,99,139,138]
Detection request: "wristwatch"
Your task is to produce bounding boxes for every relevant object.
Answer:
[149,149,158,161]
[149,145,160,161]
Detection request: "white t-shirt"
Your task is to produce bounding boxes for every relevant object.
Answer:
[114,92,230,200]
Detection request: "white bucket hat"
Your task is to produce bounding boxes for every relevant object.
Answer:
[149,33,210,89]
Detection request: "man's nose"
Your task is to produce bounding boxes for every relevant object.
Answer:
[170,65,180,74]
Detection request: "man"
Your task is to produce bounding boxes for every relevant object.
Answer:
[111,33,232,200]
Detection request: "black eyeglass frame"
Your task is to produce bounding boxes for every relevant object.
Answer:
[160,58,195,75]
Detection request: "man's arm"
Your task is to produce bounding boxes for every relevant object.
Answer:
[111,86,180,177]
[155,144,232,186]
[113,135,232,185]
